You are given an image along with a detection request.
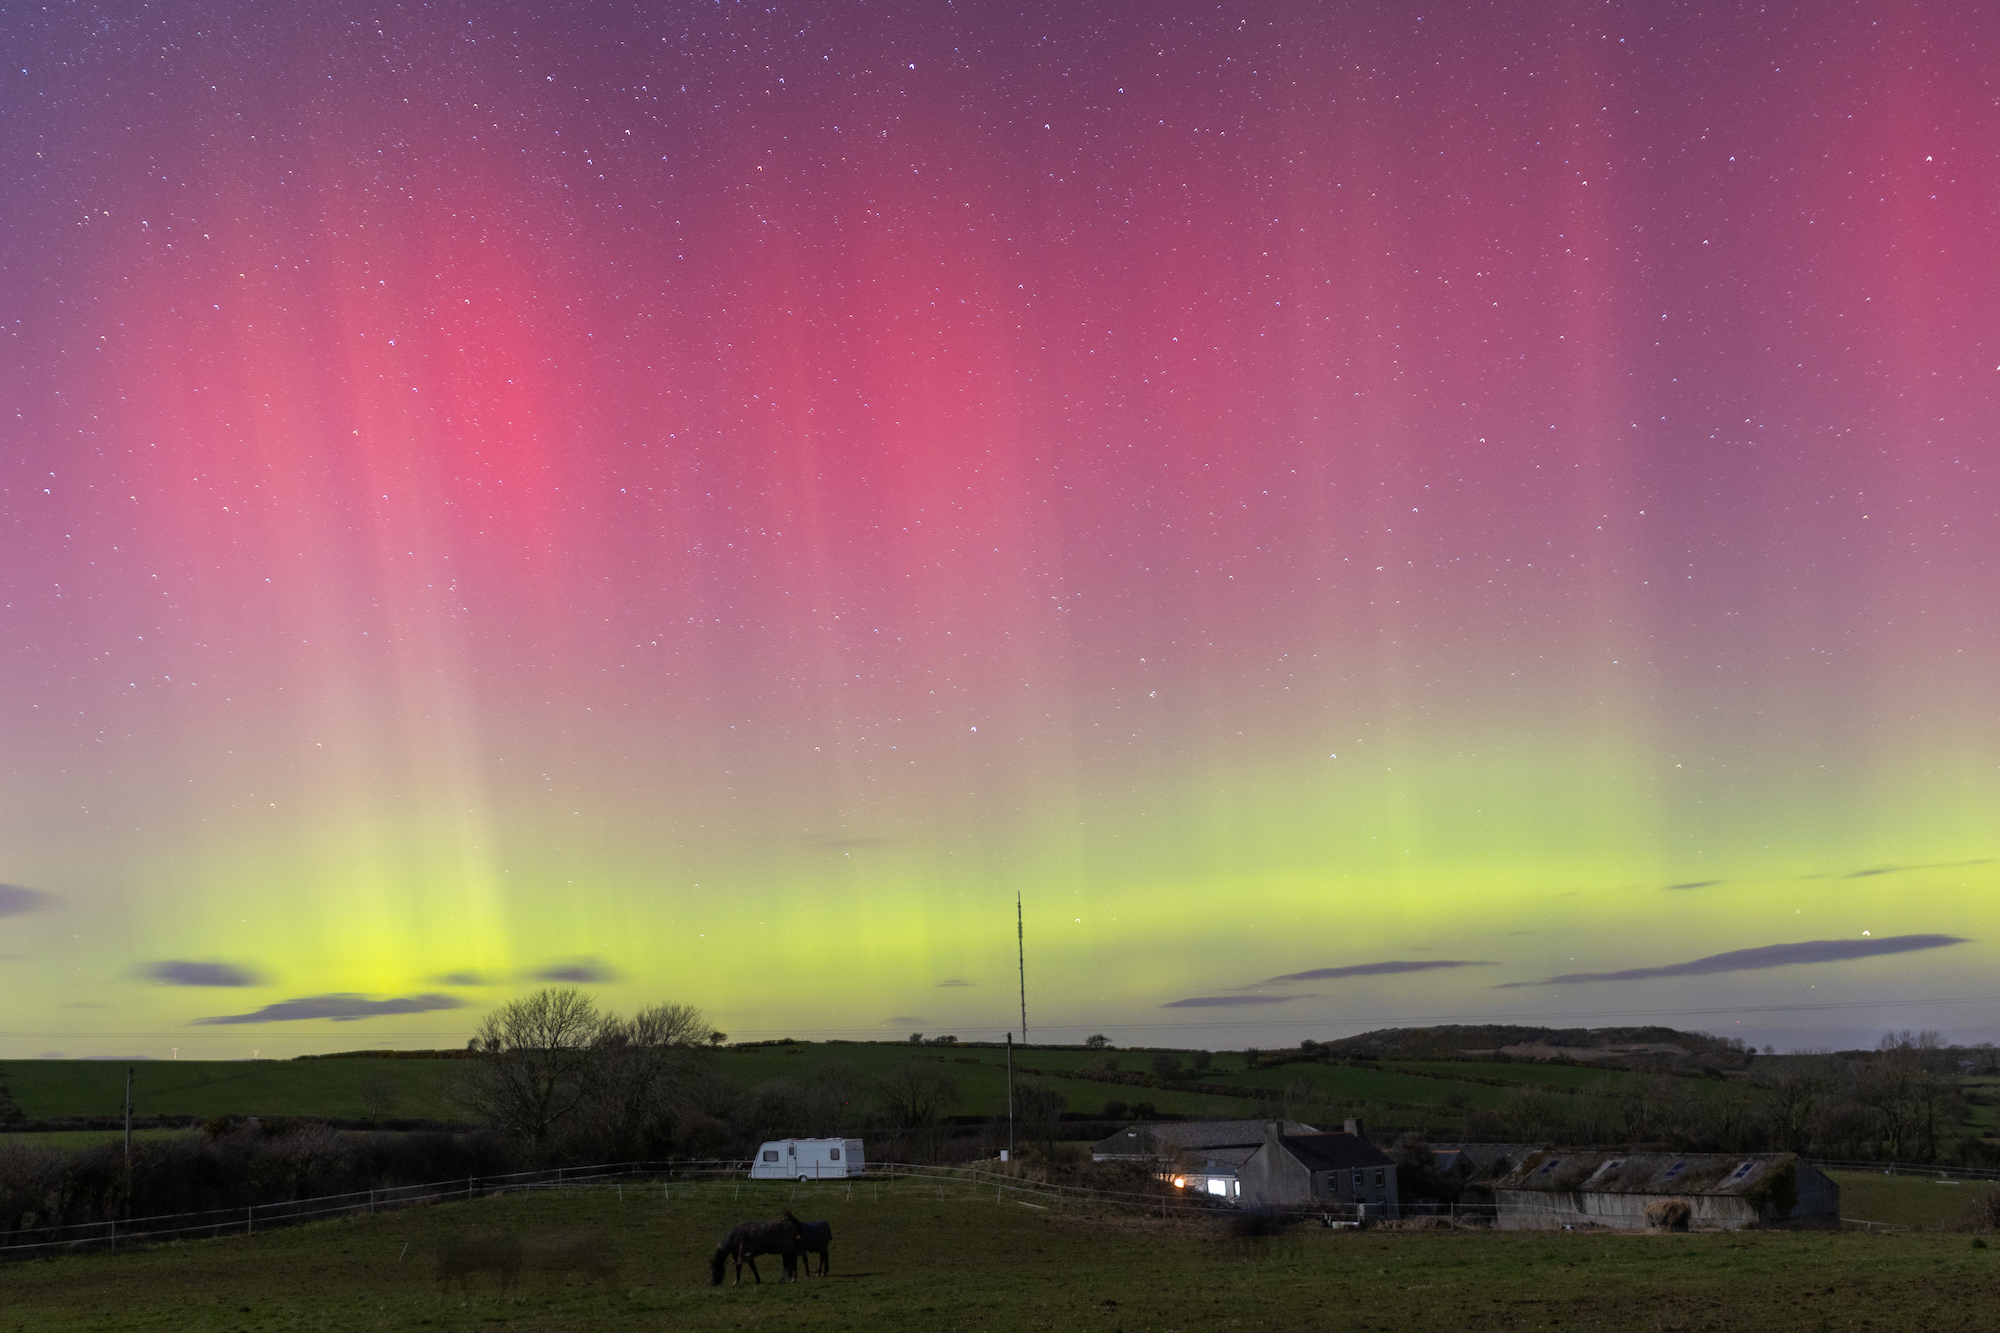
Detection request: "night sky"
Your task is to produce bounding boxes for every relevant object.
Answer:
[3,2,1994,1057]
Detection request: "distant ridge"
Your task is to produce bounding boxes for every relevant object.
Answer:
[1325,1024,1751,1068]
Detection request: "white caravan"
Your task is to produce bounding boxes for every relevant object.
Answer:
[749,1137,866,1180]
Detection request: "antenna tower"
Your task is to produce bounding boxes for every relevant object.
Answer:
[1016,891,1027,1045]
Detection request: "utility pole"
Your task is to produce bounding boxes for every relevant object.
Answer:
[1016,891,1027,1045]
[1005,1032,1015,1161]
[123,1066,134,1217]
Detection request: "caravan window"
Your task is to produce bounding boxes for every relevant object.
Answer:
[828,1148,840,1161]
[762,1151,779,1162]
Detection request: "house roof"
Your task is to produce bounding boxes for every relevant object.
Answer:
[1493,1150,1806,1197]
[1091,1119,1318,1158]
[1277,1131,1396,1173]
[1427,1142,1542,1174]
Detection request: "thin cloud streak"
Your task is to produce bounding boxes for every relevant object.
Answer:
[141,961,262,987]
[1494,934,1972,988]
[1263,960,1494,984]
[192,993,467,1025]
[1162,994,1315,1008]
[0,884,52,917]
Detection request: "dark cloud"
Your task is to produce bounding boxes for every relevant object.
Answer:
[1161,994,1314,1008]
[1494,934,1973,988]
[530,957,620,983]
[433,970,493,986]
[1664,880,1722,891]
[1844,859,1993,879]
[934,978,974,987]
[0,884,53,917]
[192,993,467,1025]
[141,960,262,987]
[1262,960,1494,984]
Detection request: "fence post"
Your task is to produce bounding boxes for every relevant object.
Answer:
[247,1206,253,1236]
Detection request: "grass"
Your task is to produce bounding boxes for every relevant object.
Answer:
[1827,1170,1998,1229]
[0,1059,469,1122]
[1383,1059,1647,1092]
[0,1127,194,1151]
[0,1174,1995,1331]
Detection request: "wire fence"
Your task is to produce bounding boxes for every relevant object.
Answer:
[1806,1158,2000,1181]
[16,1153,1957,1260]
[0,1157,1257,1262]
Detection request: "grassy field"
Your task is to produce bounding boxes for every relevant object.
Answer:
[0,1058,469,1122]
[5,1045,1993,1157]
[1828,1171,1999,1229]
[0,1127,195,1151]
[0,1175,1995,1331]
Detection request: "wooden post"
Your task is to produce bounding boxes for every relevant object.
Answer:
[1006,1033,1015,1161]
[123,1066,134,1218]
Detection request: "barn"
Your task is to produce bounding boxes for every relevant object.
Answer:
[1492,1150,1839,1230]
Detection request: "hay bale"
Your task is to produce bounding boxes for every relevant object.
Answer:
[1643,1198,1692,1232]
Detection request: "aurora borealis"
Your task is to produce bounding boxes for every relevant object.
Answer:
[2,1,1994,1058]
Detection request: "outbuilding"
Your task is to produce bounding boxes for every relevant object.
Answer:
[1491,1150,1838,1230]
[749,1137,866,1180]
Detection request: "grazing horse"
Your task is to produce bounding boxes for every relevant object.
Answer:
[797,1220,832,1276]
[709,1211,805,1285]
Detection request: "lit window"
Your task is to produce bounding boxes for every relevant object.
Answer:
[1207,1179,1228,1196]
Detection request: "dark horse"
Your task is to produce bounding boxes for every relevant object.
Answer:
[797,1220,832,1276]
[709,1211,804,1285]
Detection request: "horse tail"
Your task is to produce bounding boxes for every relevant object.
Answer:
[709,1243,729,1286]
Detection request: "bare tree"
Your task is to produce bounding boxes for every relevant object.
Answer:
[461,988,612,1144]
[572,1002,713,1158]
[1754,1056,1842,1154]
[875,1062,959,1130]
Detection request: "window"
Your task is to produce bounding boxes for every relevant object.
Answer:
[1374,1169,1385,1188]
[829,1148,840,1161]
[762,1151,779,1162]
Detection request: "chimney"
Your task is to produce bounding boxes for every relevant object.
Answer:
[1344,1117,1364,1138]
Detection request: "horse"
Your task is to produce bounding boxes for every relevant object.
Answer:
[709,1211,805,1285]
[797,1220,832,1276]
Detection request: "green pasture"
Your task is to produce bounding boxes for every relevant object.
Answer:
[0,1127,194,1152]
[1,1174,1996,1332]
[1828,1170,1999,1230]
[0,1058,468,1122]
[1383,1059,1643,1092]
[719,1043,1266,1121]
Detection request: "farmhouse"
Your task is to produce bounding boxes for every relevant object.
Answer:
[1089,1119,1318,1200]
[1237,1119,1400,1216]
[1492,1150,1839,1230]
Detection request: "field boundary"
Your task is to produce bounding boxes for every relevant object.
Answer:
[1809,1158,2000,1181]
[0,1157,1253,1261]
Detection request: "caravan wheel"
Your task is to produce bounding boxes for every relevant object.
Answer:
[798,1174,809,1183]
